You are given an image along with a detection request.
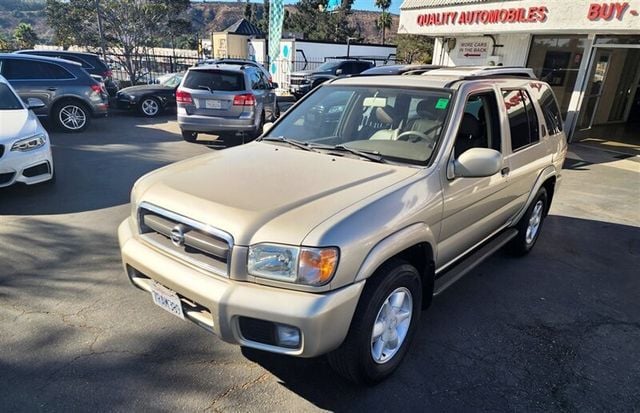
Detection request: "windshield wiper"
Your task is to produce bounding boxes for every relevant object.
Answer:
[261,136,317,152]
[331,145,388,163]
[196,85,212,92]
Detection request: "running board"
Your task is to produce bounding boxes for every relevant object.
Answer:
[433,228,518,296]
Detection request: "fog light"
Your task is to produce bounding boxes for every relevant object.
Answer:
[275,324,301,348]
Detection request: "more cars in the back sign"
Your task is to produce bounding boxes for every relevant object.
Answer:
[0,75,54,188]
[116,72,184,117]
[0,53,109,133]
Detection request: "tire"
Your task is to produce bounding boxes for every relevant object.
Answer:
[327,260,422,385]
[506,187,548,256]
[138,96,161,117]
[181,130,198,142]
[54,100,91,133]
[252,112,265,140]
[273,102,281,120]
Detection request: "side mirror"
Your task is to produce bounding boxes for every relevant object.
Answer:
[335,69,343,76]
[452,148,503,178]
[263,122,273,134]
[26,98,46,110]
[270,82,279,89]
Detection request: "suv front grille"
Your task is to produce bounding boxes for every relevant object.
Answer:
[290,77,306,85]
[138,202,233,277]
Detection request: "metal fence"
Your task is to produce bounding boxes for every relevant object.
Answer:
[102,51,200,85]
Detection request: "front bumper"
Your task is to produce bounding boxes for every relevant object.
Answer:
[0,144,53,187]
[118,218,364,357]
[289,83,311,97]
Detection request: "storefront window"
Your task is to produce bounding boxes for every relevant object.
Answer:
[526,35,589,117]
[595,35,640,45]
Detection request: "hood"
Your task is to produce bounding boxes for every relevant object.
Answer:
[0,109,39,143]
[119,84,173,95]
[135,143,419,246]
[290,70,315,77]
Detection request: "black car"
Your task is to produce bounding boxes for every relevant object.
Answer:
[15,50,119,96]
[289,59,374,99]
[116,72,183,117]
[360,64,444,76]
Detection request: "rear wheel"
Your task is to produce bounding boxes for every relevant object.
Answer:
[54,100,91,133]
[327,260,422,384]
[506,187,548,256]
[138,96,161,117]
[252,112,265,140]
[181,130,198,142]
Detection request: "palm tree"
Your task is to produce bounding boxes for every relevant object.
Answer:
[375,0,392,45]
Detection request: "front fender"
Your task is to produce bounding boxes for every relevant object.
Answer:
[354,223,436,282]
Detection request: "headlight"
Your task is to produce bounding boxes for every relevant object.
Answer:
[248,244,339,286]
[11,134,46,152]
[301,78,312,84]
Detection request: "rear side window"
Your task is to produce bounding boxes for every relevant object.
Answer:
[502,89,540,151]
[57,55,92,69]
[184,70,244,91]
[529,82,563,134]
[2,59,74,80]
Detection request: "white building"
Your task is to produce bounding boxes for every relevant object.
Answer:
[398,0,640,142]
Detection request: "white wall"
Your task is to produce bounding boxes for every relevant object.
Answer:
[294,41,397,62]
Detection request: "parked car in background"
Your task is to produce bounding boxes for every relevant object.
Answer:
[119,66,567,384]
[15,49,119,96]
[116,72,184,117]
[360,64,443,76]
[0,53,109,133]
[196,58,273,83]
[289,59,374,99]
[0,75,54,187]
[176,63,278,143]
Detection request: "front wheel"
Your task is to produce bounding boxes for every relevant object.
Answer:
[506,187,548,256]
[327,260,422,384]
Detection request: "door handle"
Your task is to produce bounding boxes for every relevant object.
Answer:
[47,87,57,91]
[501,167,510,176]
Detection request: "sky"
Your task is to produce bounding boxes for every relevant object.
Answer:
[195,1,402,14]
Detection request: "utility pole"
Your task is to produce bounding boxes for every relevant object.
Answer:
[95,0,107,60]
[346,37,357,58]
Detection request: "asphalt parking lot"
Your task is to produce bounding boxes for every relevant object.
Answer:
[1,112,639,412]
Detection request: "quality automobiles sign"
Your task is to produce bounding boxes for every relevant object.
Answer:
[399,0,640,35]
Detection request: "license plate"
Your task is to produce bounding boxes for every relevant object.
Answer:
[205,99,222,109]
[151,283,184,320]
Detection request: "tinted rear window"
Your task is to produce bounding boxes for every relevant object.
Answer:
[2,59,74,80]
[184,70,244,91]
[0,83,23,110]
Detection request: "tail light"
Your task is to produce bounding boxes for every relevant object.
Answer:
[176,89,193,104]
[233,93,256,106]
[90,84,105,95]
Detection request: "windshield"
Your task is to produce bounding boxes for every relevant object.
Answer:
[159,73,183,87]
[263,85,452,164]
[316,61,341,71]
[0,83,24,110]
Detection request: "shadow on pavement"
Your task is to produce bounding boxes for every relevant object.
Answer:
[239,215,640,411]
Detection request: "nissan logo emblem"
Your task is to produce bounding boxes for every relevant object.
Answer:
[170,224,186,247]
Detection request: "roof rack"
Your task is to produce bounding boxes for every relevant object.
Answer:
[424,66,536,87]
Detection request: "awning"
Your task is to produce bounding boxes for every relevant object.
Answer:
[400,0,517,11]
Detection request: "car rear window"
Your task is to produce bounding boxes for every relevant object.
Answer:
[184,70,244,91]
[0,83,23,110]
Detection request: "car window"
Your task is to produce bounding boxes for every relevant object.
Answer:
[0,83,23,110]
[2,59,74,80]
[183,70,244,91]
[454,92,502,158]
[529,82,564,135]
[264,85,452,164]
[502,89,540,151]
[56,55,92,69]
[247,68,262,90]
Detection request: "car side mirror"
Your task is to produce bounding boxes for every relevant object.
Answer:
[26,98,46,110]
[263,122,274,134]
[335,69,343,76]
[270,82,279,89]
[452,148,503,178]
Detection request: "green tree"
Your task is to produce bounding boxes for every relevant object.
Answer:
[375,0,392,44]
[45,0,97,49]
[0,32,13,51]
[396,34,433,63]
[285,0,356,42]
[244,1,252,21]
[13,22,38,49]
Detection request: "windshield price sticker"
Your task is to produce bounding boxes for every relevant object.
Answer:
[435,98,450,110]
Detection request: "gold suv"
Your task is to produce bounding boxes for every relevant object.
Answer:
[119,67,568,384]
